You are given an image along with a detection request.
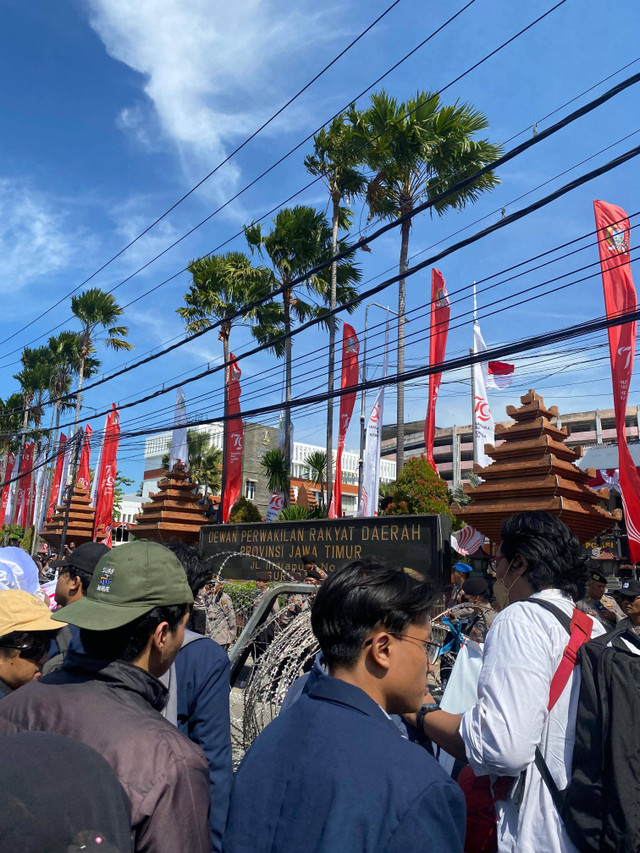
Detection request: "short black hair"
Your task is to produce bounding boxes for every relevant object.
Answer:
[80,604,189,663]
[500,511,588,601]
[164,543,213,596]
[301,553,314,565]
[311,559,433,669]
[60,565,93,595]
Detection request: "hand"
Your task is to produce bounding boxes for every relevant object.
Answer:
[602,608,617,622]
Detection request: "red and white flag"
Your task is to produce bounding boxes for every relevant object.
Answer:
[77,425,93,492]
[451,524,485,556]
[266,491,285,522]
[424,270,450,470]
[473,322,495,469]
[94,405,120,546]
[0,452,16,527]
[486,361,514,390]
[47,434,67,521]
[16,441,34,529]
[222,356,243,522]
[329,323,360,519]
[594,199,640,560]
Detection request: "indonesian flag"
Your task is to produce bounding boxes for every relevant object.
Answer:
[0,452,16,527]
[486,361,514,390]
[222,356,243,522]
[594,199,640,561]
[329,323,360,519]
[94,404,120,546]
[48,434,67,521]
[424,270,450,470]
[77,425,92,493]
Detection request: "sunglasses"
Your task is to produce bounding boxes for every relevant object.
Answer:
[0,637,50,662]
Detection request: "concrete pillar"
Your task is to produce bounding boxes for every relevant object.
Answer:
[595,410,602,444]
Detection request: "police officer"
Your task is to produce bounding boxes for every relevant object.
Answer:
[447,562,473,608]
[576,570,625,628]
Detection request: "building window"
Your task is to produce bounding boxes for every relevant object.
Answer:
[245,480,256,501]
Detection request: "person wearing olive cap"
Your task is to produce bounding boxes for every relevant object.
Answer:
[0,541,210,853]
[576,569,625,628]
[0,590,65,696]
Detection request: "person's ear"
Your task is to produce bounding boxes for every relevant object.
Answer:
[366,632,392,672]
[510,554,528,577]
[150,621,170,654]
[69,575,82,596]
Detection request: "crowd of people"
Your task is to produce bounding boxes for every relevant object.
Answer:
[0,512,638,852]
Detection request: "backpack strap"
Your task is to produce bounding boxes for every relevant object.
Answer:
[527,599,592,710]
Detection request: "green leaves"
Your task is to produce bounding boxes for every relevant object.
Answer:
[260,448,290,495]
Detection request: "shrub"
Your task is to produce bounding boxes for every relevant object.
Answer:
[228,497,263,523]
[382,454,458,528]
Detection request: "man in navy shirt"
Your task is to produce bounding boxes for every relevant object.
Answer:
[224,559,465,853]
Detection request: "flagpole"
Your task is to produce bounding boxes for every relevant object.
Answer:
[471,282,478,467]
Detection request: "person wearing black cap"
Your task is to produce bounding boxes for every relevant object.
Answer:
[576,569,625,628]
[43,541,110,675]
[616,578,640,637]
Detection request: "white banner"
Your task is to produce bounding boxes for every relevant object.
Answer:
[4,448,20,524]
[32,443,49,532]
[58,433,74,505]
[473,322,494,469]
[169,387,188,472]
[266,491,285,521]
[359,320,389,517]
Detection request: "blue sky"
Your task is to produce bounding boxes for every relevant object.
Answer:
[1,0,640,485]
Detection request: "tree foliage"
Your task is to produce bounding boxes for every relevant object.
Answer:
[381,455,457,524]
[228,496,263,523]
[276,504,326,521]
[259,448,290,495]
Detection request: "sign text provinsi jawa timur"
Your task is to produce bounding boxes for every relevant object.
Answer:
[200,514,450,584]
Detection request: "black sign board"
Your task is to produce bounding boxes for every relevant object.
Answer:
[199,514,450,584]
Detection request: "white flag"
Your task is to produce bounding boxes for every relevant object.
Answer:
[359,320,389,517]
[33,443,49,531]
[58,433,75,505]
[169,387,188,471]
[473,322,494,468]
[4,448,20,524]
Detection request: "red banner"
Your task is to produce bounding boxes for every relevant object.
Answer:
[329,323,360,519]
[47,434,67,521]
[77,425,93,493]
[594,199,640,561]
[0,453,16,527]
[424,269,450,470]
[223,356,243,522]
[17,442,34,529]
[94,405,120,546]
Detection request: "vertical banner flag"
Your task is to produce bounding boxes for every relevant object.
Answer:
[58,433,73,506]
[48,434,67,521]
[90,429,104,508]
[359,320,389,517]
[424,270,450,470]
[473,321,495,468]
[94,405,120,546]
[32,442,49,532]
[4,449,20,527]
[77,425,93,492]
[594,199,640,560]
[17,442,34,529]
[169,387,188,472]
[222,356,243,522]
[329,323,360,519]
[0,452,16,527]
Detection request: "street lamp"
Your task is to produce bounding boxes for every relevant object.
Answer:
[357,302,399,511]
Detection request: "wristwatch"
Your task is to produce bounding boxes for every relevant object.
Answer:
[416,702,440,730]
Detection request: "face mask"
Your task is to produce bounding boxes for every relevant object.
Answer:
[493,559,518,609]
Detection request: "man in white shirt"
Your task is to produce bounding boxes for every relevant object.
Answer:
[410,511,604,853]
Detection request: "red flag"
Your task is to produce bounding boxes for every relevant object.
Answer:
[594,199,640,560]
[17,442,34,529]
[0,453,16,527]
[48,434,67,521]
[329,323,360,519]
[424,270,450,470]
[77,425,93,492]
[94,405,120,546]
[223,356,243,522]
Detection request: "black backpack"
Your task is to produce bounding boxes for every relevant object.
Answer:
[534,608,640,853]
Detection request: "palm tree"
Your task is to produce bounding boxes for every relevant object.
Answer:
[70,288,133,431]
[260,448,290,497]
[304,450,328,508]
[305,116,367,508]
[352,91,503,474]
[13,346,52,449]
[245,205,361,487]
[177,251,272,518]
[162,429,222,496]
[0,393,24,460]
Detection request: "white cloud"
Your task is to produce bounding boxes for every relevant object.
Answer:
[0,178,78,292]
[85,0,339,194]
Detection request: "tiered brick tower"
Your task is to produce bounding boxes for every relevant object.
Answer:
[128,463,207,545]
[40,484,96,550]
[453,389,620,543]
